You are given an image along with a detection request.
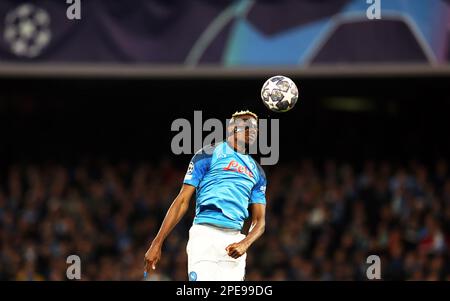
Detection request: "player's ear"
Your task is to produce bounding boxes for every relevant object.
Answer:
[227,124,234,135]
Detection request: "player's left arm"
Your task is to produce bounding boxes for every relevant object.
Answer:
[226,204,266,259]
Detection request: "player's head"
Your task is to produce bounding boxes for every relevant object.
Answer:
[227,110,258,147]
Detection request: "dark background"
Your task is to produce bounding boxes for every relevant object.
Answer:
[1,75,449,167]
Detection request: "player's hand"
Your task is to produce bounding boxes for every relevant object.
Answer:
[144,243,161,274]
[226,242,248,259]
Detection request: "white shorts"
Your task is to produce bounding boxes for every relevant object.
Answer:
[186,224,247,281]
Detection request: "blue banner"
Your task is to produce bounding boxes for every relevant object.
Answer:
[0,0,448,65]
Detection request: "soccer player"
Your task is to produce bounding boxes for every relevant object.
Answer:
[144,110,267,281]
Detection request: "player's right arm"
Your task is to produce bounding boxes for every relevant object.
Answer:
[144,184,195,273]
[144,148,212,274]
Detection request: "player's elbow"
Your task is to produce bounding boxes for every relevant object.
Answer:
[176,185,194,208]
[260,221,266,234]
[252,218,265,234]
[176,194,190,212]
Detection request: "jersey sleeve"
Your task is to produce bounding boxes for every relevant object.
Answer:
[183,149,212,188]
[250,166,267,205]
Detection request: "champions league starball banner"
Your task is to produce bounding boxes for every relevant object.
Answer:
[0,0,449,66]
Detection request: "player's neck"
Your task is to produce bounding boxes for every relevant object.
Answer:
[226,138,248,154]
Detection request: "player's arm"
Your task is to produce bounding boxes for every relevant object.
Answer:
[144,184,195,273]
[226,203,266,259]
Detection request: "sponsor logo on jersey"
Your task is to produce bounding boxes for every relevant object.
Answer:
[223,160,254,178]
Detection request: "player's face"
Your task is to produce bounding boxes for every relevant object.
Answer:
[233,116,258,146]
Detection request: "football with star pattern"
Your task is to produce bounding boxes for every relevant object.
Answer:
[261,75,298,113]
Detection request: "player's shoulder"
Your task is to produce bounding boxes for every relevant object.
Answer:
[192,142,220,162]
[251,157,267,180]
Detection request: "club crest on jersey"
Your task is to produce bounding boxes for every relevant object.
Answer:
[223,160,254,178]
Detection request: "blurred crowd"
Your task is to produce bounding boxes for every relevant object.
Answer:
[0,158,449,281]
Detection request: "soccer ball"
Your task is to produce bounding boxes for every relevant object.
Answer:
[261,75,298,112]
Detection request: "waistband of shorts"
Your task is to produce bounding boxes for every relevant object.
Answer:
[191,223,242,235]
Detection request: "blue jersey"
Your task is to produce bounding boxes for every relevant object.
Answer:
[183,141,267,230]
